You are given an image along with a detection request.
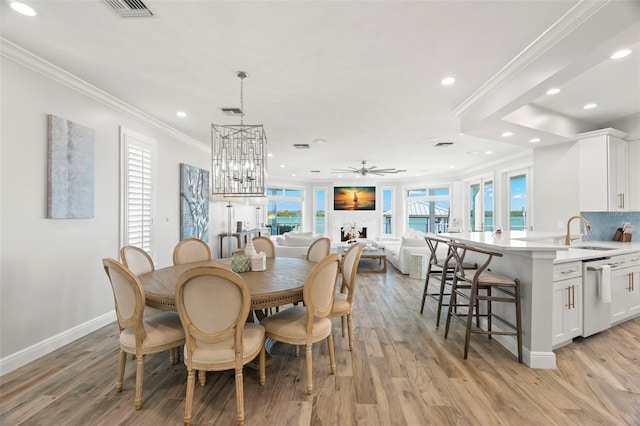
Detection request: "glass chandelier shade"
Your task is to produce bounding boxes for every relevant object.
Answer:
[212,71,267,197]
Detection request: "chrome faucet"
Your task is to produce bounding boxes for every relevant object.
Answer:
[565,215,591,246]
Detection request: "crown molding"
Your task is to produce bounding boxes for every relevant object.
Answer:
[453,0,610,118]
[0,37,208,153]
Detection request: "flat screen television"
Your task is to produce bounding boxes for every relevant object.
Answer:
[333,186,375,211]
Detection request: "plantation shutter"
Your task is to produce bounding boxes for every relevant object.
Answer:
[121,128,155,255]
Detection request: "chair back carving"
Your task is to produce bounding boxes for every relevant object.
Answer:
[120,246,154,276]
[306,237,331,262]
[173,238,211,265]
[252,236,276,258]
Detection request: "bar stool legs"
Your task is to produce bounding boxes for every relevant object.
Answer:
[443,242,523,363]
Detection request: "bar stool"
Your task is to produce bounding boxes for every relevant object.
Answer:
[420,235,476,327]
[443,241,522,363]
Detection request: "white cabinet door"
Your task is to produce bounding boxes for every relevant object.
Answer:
[611,265,640,324]
[627,266,640,318]
[552,277,582,347]
[628,140,640,211]
[609,138,628,211]
[578,129,628,212]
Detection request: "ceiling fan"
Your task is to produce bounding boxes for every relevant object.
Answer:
[331,160,406,176]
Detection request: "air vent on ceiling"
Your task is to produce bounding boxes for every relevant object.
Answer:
[434,142,454,147]
[310,170,321,173]
[221,107,243,115]
[104,0,153,17]
[293,144,310,149]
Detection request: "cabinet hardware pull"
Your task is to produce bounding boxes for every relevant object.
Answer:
[560,269,576,275]
[618,193,625,209]
[628,273,633,292]
[565,286,571,309]
[571,285,575,309]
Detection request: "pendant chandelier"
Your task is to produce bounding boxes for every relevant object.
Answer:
[212,71,267,197]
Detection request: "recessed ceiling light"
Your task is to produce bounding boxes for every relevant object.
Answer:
[176,111,187,118]
[458,133,464,136]
[583,103,598,110]
[529,138,541,143]
[291,173,296,177]
[611,49,631,59]
[312,138,326,144]
[280,164,285,168]
[485,151,493,155]
[441,77,456,85]
[267,153,273,157]
[501,132,513,137]
[450,165,455,169]
[546,88,561,95]
[10,1,36,16]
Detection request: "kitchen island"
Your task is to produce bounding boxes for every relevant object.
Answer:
[439,231,640,369]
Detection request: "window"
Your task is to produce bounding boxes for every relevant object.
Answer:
[406,186,450,233]
[313,188,326,235]
[267,187,303,235]
[509,173,528,231]
[381,188,394,235]
[120,128,156,254]
[469,178,494,232]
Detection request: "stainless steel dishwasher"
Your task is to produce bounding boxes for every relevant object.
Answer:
[582,254,624,337]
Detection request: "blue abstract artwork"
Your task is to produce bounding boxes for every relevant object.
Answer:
[47,115,95,219]
[180,163,210,241]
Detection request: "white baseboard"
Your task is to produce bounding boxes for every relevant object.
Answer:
[480,318,557,369]
[0,311,116,376]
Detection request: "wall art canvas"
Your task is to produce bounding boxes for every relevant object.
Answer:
[47,115,95,219]
[334,186,376,211]
[180,163,210,241]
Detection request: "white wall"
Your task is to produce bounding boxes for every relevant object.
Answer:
[0,54,209,369]
[532,142,580,232]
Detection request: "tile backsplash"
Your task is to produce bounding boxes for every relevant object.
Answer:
[581,211,639,241]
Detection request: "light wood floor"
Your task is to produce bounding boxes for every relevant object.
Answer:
[2,267,639,425]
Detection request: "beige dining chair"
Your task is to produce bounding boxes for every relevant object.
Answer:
[102,258,185,410]
[120,245,164,318]
[252,236,276,258]
[176,265,265,426]
[306,237,331,262]
[330,242,363,351]
[260,253,340,395]
[173,238,211,265]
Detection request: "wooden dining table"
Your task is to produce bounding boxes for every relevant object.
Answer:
[138,257,315,313]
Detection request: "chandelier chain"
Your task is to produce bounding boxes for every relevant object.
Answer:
[239,72,245,126]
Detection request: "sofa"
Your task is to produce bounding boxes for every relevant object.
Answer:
[272,232,324,258]
[380,231,436,274]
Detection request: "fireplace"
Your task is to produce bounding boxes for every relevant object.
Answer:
[340,227,367,242]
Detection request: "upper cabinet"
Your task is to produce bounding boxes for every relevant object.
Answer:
[578,128,629,212]
[628,140,640,211]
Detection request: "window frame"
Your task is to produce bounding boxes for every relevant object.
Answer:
[266,185,305,235]
[404,184,451,234]
[119,127,157,256]
[312,187,328,235]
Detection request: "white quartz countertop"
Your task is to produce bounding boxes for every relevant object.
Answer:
[439,231,640,263]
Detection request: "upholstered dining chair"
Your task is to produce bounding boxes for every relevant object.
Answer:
[252,236,276,258]
[330,242,363,351]
[120,245,164,318]
[260,253,340,395]
[173,238,211,265]
[102,258,185,410]
[306,237,331,262]
[176,265,265,426]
